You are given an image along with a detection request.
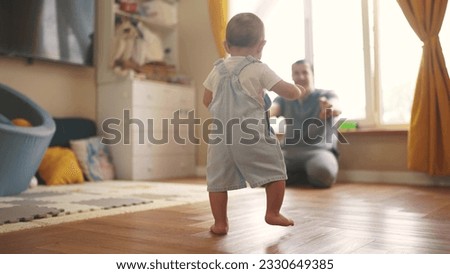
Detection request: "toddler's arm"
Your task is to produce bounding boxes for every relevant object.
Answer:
[203,89,213,108]
[269,103,281,117]
[271,80,305,100]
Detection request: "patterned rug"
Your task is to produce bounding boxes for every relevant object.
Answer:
[0,181,207,233]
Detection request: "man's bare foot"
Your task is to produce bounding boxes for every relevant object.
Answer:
[210,224,228,235]
[265,214,294,226]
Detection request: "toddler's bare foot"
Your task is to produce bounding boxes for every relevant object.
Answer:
[210,224,228,235]
[265,214,294,226]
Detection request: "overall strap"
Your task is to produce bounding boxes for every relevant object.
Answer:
[213,58,229,76]
[231,56,260,76]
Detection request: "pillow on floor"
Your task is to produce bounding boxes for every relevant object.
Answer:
[38,147,84,185]
[70,136,115,181]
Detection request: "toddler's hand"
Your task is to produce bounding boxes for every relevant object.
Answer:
[296,84,306,99]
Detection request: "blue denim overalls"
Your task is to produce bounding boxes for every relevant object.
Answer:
[206,56,287,192]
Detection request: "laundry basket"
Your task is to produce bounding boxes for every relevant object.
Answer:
[0,83,55,196]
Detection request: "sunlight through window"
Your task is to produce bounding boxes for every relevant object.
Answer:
[228,0,450,127]
[441,7,450,72]
[311,0,366,121]
[378,0,422,125]
[229,0,305,101]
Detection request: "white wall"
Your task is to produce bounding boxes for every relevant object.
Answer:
[178,0,219,167]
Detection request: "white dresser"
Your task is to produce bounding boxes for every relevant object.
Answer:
[98,79,196,180]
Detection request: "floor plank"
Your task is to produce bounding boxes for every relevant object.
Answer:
[1,179,450,254]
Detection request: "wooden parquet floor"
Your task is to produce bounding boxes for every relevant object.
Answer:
[1,179,450,254]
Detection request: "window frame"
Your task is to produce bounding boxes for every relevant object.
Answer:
[229,0,448,130]
[305,0,412,129]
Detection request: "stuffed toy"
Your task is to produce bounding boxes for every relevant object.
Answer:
[132,22,164,66]
[29,176,38,188]
[111,19,140,75]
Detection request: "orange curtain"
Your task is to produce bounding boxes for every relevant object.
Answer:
[397,0,450,175]
[208,0,228,58]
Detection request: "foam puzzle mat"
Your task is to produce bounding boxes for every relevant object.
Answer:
[0,181,208,233]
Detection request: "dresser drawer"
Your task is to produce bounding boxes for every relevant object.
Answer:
[177,86,195,109]
[131,107,174,132]
[132,81,195,110]
[131,129,196,156]
[132,106,197,133]
[132,86,168,108]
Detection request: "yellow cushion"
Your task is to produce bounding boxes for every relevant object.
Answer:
[38,147,84,185]
[12,118,32,127]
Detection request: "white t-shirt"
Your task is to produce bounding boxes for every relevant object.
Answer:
[203,56,282,106]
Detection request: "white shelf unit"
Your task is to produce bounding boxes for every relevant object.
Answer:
[95,1,196,180]
[98,78,196,180]
[95,0,179,85]
[114,2,179,66]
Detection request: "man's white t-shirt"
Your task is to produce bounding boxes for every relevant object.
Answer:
[203,56,282,107]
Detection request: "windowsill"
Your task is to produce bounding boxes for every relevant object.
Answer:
[339,128,408,135]
[274,128,408,140]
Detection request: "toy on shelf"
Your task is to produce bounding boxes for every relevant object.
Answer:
[111,1,176,82]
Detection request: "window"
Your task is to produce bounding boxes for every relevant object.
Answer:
[229,0,450,127]
[229,0,304,101]
[311,0,366,121]
[441,7,450,71]
[377,0,422,125]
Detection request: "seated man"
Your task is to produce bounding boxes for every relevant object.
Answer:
[270,60,341,188]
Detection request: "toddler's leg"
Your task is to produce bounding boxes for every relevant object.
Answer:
[209,191,229,235]
[265,180,294,226]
